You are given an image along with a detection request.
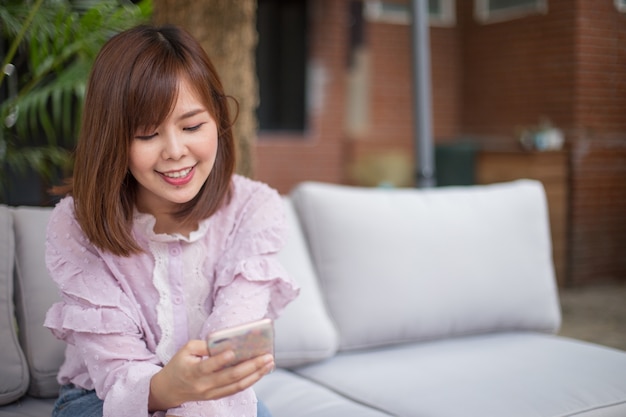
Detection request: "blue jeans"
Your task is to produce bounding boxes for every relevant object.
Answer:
[53,384,273,417]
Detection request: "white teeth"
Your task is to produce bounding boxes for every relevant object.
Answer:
[163,167,192,178]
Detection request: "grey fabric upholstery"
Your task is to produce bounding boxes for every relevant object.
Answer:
[0,397,55,417]
[3,180,626,416]
[256,370,393,417]
[273,198,338,368]
[290,180,561,351]
[0,206,29,405]
[294,333,626,417]
[12,207,64,398]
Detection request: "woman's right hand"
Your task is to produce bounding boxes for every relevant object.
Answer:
[148,339,274,412]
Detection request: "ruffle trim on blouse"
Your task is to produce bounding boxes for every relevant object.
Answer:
[243,224,286,255]
[133,210,210,243]
[101,360,160,417]
[215,215,299,319]
[220,225,286,268]
[228,256,287,284]
[46,257,123,307]
[45,234,142,328]
[45,303,139,345]
[220,255,299,320]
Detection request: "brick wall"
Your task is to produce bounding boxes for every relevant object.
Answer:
[253,0,626,284]
[458,0,578,137]
[567,0,626,284]
[254,0,349,194]
[255,0,462,192]
[574,0,626,133]
[345,20,463,185]
[570,139,626,284]
[456,0,626,285]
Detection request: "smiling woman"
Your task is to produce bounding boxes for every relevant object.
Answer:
[129,78,219,234]
[44,24,299,417]
[61,25,236,256]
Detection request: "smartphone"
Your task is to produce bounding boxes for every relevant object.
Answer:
[206,318,274,366]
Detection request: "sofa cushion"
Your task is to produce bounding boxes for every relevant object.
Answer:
[0,205,29,405]
[273,198,338,368]
[295,333,626,417]
[291,180,561,350]
[0,396,55,416]
[12,207,65,398]
[256,369,393,417]
[9,198,338,392]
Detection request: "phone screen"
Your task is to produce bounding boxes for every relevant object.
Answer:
[206,318,274,366]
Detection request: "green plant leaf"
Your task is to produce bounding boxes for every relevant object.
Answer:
[0,0,152,200]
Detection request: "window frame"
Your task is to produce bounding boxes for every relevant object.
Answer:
[363,0,456,27]
[474,0,548,24]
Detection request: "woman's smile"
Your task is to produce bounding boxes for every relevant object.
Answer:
[129,77,218,217]
[161,166,193,178]
[158,165,196,186]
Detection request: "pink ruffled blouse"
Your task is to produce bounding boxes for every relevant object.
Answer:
[44,175,299,417]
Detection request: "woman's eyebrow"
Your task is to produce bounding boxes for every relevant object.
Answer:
[178,109,207,120]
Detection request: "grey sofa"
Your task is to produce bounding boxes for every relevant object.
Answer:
[2,179,626,417]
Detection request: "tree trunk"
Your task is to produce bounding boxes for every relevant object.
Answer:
[152,0,258,177]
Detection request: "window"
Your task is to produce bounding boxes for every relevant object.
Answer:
[616,0,626,13]
[363,0,456,27]
[475,0,548,23]
[428,0,456,26]
[256,0,308,132]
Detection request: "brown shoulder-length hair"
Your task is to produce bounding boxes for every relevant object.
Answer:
[62,25,236,257]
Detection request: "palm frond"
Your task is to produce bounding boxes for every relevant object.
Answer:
[0,0,152,202]
[8,58,91,144]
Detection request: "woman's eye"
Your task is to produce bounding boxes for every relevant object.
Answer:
[135,133,158,140]
[184,123,204,132]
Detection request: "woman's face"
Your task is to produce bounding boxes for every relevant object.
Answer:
[129,77,218,217]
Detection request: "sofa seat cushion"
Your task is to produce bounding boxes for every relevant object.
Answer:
[294,333,626,417]
[0,396,55,417]
[255,369,392,417]
[0,206,29,405]
[291,180,561,350]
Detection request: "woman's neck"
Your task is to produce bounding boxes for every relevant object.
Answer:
[151,214,198,238]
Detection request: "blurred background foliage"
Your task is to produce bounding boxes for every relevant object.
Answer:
[0,0,152,202]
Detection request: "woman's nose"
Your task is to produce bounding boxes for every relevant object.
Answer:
[161,132,186,160]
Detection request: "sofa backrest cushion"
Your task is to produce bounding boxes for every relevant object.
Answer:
[0,205,30,405]
[12,206,65,398]
[291,180,562,351]
[273,198,339,367]
[9,198,338,393]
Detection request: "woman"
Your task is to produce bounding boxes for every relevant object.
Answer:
[45,24,298,417]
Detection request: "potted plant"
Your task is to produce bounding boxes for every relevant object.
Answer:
[0,0,151,204]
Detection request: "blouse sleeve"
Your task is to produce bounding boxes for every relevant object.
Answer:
[203,182,299,336]
[44,199,161,417]
[168,183,300,416]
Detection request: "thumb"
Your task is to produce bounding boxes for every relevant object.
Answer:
[184,339,210,358]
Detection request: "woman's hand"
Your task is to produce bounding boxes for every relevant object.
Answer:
[148,339,274,412]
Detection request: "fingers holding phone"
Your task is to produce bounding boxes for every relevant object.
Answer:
[206,318,275,367]
[200,319,276,397]
[150,333,274,411]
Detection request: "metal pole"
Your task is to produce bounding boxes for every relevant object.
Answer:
[409,0,436,188]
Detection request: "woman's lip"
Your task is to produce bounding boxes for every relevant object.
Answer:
[158,166,195,186]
